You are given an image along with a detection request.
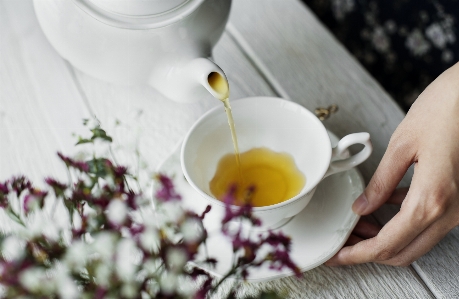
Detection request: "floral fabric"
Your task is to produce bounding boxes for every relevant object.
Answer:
[302,0,458,111]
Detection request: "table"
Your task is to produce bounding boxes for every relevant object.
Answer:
[1,0,458,298]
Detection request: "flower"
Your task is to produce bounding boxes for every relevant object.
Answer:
[155,174,181,202]
[0,122,300,299]
[107,199,128,226]
[406,29,431,56]
[371,27,390,53]
[425,23,448,49]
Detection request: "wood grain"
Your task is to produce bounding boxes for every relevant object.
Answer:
[0,0,90,184]
[226,0,459,297]
[227,0,413,187]
[0,0,453,297]
[70,10,432,296]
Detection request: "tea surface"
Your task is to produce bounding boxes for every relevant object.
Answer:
[209,147,306,207]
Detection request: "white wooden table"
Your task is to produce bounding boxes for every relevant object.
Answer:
[1,0,458,298]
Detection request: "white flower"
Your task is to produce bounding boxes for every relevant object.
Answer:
[140,208,158,229]
[54,264,79,299]
[0,283,5,298]
[180,218,203,243]
[406,29,431,56]
[142,258,161,275]
[332,0,355,20]
[372,27,390,52]
[159,271,178,295]
[116,238,140,282]
[92,232,116,261]
[95,263,112,287]
[166,247,188,273]
[160,201,184,224]
[442,50,454,63]
[64,240,87,269]
[42,218,60,242]
[2,235,25,261]
[107,200,128,225]
[121,282,138,299]
[140,227,160,252]
[72,210,82,231]
[385,20,397,34]
[19,267,45,292]
[426,23,447,49]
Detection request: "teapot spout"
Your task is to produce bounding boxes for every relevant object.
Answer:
[148,58,229,103]
[188,58,229,101]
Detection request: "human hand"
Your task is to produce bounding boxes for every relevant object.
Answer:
[326,62,459,267]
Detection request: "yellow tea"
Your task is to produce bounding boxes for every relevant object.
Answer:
[207,72,305,207]
[208,72,243,182]
[209,147,306,207]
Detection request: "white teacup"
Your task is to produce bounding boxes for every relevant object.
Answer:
[181,97,372,229]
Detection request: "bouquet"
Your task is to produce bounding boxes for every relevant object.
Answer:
[0,121,300,299]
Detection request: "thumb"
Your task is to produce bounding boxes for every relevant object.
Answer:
[353,136,414,215]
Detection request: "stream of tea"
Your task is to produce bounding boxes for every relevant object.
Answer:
[207,72,306,207]
[207,72,243,182]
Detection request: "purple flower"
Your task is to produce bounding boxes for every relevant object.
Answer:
[23,189,48,214]
[188,267,211,280]
[194,276,213,299]
[262,230,292,251]
[268,249,301,277]
[155,174,181,202]
[221,186,262,231]
[200,205,212,219]
[0,181,9,208]
[45,177,67,197]
[10,176,32,197]
[57,152,89,172]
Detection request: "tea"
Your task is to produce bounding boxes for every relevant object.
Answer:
[207,73,306,207]
[208,72,243,182]
[209,147,306,207]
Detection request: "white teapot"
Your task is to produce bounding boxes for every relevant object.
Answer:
[33,0,232,102]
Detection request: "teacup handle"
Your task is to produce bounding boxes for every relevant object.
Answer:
[324,132,372,178]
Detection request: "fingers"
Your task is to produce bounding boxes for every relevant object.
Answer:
[327,161,456,266]
[325,207,429,266]
[379,217,452,266]
[353,135,414,215]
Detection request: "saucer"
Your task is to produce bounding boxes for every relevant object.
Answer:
[155,131,364,282]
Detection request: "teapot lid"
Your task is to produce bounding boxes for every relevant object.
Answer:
[89,0,188,16]
[72,0,205,29]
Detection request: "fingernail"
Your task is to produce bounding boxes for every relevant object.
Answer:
[352,193,368,214]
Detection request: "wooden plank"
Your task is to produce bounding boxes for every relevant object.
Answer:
[0,0,90,185]
[0,0,441,296]
[227,0,458,297]
[376,206,459,298]
[225,0,441,297]
[227,0,412,186]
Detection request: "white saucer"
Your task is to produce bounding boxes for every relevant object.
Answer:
[156,131,364,282]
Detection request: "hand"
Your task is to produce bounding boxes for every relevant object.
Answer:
[326,62,459,267]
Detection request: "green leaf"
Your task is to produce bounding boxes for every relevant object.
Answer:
[87,158,110,178]
[90,127,113,143]
[75,137,93,145]
[5,207,24,226]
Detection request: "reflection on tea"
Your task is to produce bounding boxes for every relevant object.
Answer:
[209,147,306,207]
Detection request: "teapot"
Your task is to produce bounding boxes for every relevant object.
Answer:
[33,0,232,102]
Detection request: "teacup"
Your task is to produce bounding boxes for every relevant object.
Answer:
[181,97,372,229]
